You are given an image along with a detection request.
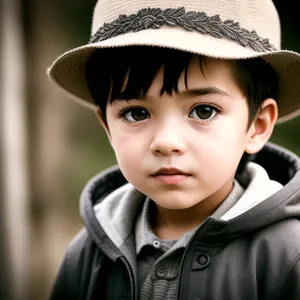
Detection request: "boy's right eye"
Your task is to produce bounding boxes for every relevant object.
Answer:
[121,107,150,122]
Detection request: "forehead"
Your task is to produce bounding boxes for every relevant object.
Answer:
[147,55,240,95]
[184,56,236,88]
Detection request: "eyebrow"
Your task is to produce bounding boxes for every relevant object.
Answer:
[181,86,229,97]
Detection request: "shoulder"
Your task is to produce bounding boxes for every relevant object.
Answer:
[49,228,106,300]
[64,228,107,280]
[67,228,97,259]
[253,218,300,299]
[255,218,300,250]
[249,218,300,265]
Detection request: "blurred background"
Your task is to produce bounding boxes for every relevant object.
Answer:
[0,0,299,299]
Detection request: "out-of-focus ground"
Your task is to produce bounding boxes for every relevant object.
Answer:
[0,0,299,299]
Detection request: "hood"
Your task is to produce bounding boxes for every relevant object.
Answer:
[79,142,300,260]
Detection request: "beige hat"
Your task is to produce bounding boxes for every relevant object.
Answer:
[48,0,300,123]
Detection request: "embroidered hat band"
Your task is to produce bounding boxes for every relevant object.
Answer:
[90,7,276,52]
[48,0,300,123]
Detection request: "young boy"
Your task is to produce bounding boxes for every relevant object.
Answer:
[48,0,300,299]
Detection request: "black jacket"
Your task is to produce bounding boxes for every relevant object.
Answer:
[50,143,300,300]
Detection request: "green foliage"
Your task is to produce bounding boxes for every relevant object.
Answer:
[271,118,300,155]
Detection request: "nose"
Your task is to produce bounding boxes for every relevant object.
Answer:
[150,120,187,156]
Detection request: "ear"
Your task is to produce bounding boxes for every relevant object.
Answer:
[95,108,113,146]
[245,98,278,154]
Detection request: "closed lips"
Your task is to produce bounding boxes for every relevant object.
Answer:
[152,168,189,176]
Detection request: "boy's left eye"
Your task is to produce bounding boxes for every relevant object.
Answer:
[189,105,218,121]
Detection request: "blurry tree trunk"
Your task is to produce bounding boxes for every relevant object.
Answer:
[0,1,13,298]
[24,1,84,299]
[0,0,30,299]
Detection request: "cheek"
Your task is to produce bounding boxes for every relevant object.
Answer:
[114,143,148,190]
[110,129,145,173]
[195,121,248,180]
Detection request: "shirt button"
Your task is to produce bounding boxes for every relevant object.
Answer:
[153,240,160,249]
[197,253,210,268]
[156,266,167,277]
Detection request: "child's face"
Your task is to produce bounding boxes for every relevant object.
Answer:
[101,57,256,210]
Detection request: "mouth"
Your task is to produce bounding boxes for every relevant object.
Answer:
[152,167,188,176]
[151,167,191,185]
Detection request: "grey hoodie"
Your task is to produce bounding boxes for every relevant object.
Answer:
[50,142,300,300]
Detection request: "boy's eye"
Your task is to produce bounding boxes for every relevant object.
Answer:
[122,107,150,122]
[189,105,218,120]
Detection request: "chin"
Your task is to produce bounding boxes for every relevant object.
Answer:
[153,196,200,210]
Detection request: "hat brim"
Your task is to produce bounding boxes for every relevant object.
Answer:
[48,27,300,123]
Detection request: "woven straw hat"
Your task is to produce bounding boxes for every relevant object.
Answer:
[48,0,300,123]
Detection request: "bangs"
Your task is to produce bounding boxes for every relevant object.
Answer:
[86,46,207,108]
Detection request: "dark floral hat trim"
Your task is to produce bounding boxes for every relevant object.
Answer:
[90,7,276,52]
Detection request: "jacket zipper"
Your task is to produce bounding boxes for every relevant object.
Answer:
[120,256,135,300]
[175,218,211,300]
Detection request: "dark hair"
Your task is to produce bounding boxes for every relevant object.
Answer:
[86,46,278,174]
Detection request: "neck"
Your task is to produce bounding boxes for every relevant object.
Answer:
[151,180,234,240]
